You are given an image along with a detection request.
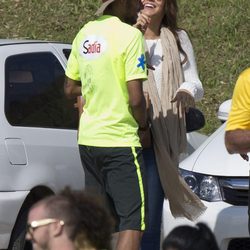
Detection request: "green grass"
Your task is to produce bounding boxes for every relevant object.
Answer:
[178,0,250,134]
[0,0,100,41]
[1,0,249,134]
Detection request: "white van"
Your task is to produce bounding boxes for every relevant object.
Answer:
[163,99,250,250]
[0,40,85,249]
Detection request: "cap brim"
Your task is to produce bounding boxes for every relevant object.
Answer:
[95,0,116,16]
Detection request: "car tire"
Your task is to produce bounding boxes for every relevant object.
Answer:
[8,206,32,250]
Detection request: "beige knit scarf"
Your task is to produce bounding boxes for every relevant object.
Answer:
[143,27,207,220]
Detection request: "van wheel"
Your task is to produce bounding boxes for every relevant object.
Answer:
[8,188,53,250]
[8,207,32,250]
[9,230,31,250]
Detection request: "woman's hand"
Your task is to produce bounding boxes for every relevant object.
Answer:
[171,90,195,113]
[133,12,151,33]
[144,91,150,110]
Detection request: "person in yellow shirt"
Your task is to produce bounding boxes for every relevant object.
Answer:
[225,67,250,233]
[225,68,250,156]
[64,1,149,250]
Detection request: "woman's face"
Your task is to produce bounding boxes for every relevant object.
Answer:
[140,0,165,18]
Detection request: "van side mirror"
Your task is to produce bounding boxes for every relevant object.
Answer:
[217,99,232,122]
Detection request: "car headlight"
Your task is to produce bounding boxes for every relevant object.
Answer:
[179,168,222,202]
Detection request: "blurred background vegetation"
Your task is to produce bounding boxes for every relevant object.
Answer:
[1,0,249,134]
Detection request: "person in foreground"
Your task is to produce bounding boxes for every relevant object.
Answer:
[64,0,149,250]
[225,67,250,232]
[25,188,114,250]
[162,223,220,250]
[134,0,206,249]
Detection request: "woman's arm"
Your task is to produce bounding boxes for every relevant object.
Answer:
[177,30,204,101]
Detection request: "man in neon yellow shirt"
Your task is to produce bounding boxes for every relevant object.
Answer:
[225,67,250,233]
[64,1,149,250]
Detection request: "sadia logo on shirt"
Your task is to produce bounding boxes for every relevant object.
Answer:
[83,40,101,54]
[80,35,107,60]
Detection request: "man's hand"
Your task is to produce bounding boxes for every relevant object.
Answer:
[138,128,151,148]
[64,77,82,99]
[171,90,195,113]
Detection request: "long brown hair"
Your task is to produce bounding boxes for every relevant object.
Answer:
[162,0,188,63]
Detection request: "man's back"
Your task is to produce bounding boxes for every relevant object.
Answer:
[66,15,147,147]
[65,1,148,249]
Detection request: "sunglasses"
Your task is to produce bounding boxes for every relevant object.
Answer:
[27,218,64,234]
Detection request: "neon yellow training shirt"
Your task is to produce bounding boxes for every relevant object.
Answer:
[226,68,250,131]
[66,16,147,147]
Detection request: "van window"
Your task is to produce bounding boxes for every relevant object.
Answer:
[5,52,78,129]
[63,49,71,60]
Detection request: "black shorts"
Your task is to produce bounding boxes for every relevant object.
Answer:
[79,145,147,232]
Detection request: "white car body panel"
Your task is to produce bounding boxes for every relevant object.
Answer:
[0,40,85,248]
[162,100,249,250]
[185,123,249,176]
[0,192,29,248]
[163,200,248,250]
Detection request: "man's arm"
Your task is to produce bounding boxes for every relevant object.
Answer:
[127,79,151,148]
[225,130,250,154]
[224,69,250,158]
[127,79,147,129]
[64,77,82,99]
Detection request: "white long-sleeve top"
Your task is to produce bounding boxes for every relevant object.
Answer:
[146,29,204,101]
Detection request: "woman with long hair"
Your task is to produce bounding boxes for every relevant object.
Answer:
[134,1,206,249]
